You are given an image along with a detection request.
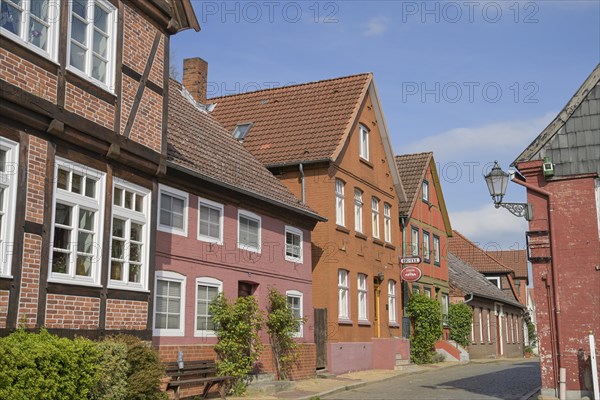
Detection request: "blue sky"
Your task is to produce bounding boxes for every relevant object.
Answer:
[171,0,600,250]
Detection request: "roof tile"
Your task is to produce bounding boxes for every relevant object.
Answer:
[394,152,432,216]
[448,231,513,274]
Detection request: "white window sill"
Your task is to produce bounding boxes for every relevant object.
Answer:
[237,244,261,254]
[338,318,353,325]
[198,235,223,245]
[66,65,115,96]
[107,282,149,293]
[158,225,188,237]
[194,331,217,338]
[0,274,14,279]
[285,256,303,264]
[358,320,371,326]
[48,277,102,288]
[0,29,58,64]
[153,329,185,337]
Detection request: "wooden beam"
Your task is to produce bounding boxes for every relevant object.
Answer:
[122,32,162,138]
[114,0,125,135]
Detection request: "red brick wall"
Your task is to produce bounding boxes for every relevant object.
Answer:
[18,233,41,327]
[518,160,600,394]
[25,136,47,224]
[128,88,162,152]
[0,290,8,328]
[64,83,114,130]
[105,299,147,330]
[45,294,100,329]
[0,47,57,103]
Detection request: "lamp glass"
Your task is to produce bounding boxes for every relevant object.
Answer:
[485,162,509,204]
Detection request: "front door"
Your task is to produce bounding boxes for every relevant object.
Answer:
[373,281,381,338]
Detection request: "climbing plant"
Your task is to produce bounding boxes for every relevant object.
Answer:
[209,294,264,395]
[266,288,305,381]
[406,293,443,364]
[448,302,473,348]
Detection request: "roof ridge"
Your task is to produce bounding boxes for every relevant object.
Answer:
[451,230,513,272]
[395,151,433,159]
[209,72,373,101]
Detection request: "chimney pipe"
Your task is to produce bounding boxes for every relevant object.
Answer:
[183,57,208,104]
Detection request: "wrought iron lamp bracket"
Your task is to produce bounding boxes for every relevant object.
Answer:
[495,202,533,221]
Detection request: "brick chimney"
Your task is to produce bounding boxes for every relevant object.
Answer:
[183,57,208,104]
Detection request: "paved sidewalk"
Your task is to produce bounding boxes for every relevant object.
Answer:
[232,361,466,400]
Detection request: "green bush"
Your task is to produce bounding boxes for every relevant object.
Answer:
[448,302,473,348]
[407,294,443,364]
[0,330,167,400]
[0,329,101,400]
[210,294,264,395]
[266,288,304,381]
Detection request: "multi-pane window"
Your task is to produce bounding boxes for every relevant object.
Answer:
[422,180,429,202]
[479,308,484,343]
[383,203,391,242]
[110,181,150,289]
[411,227,419,256]
[354,188,363,233]
[371,197,380,239]
[487,309,491,343]
[196,277,222,336]
[423,231,430,262]
[50,161,104,284]
[198,198,223,244]
[286,290,303,337]
[357,273,368,321]
[433,235,440,265]
[487,276,501,288]
[388,280,397,323]
[359,124,369,161]
[423,286,431,298]
[0,0,59,58]
[285,226,303,263]
[68,0,116,88]
[158,185,187,236]
[335,179,345,226]
[0,140,18,276]
[238,210,261,252]
[338,269,349,320]
[154,271,185,336]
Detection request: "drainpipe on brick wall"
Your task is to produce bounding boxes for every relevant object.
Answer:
[512,176,563,398]
[299,163,305,205]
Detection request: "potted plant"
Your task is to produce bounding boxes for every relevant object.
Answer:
[524,345,534,358]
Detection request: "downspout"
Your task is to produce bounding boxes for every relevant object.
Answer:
[512,176,562,397]
[299,163,305,205]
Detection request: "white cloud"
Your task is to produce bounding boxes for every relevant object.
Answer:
[364,17,387,37]
[451,203,529,250]
[401,113,556,163]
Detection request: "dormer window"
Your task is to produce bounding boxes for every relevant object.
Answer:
[233,123,253,141]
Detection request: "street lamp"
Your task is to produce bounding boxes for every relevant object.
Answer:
[484,161,533,221]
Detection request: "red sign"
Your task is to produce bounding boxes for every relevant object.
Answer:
[401,266,422,282]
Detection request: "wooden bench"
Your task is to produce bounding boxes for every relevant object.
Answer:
[164,360,233,400]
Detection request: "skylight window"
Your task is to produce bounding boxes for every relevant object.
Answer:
[232,123,253,141]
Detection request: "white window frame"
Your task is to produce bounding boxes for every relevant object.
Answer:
[486,276,501,289]
[411,227,419,256]
[335,179,345,226]
[423,231,431,262]
[0,139,18,277]
[0,0,60,60]
[383,203,391,243]
[358,273,368,321]
[197,197,224,245]
[195,276,222,338]
[486,309,491,343]
[153,270,185,337]
[471,312,475,343]
[49,158,105,286]
[66,0,117,92]
[286,290,304,338]
[442,293,449,326]
[338,269,349,320]
[372,197,380,239]
[423,286,432,298]
[354,188,363,233]
[433,235,440,265]
[359,124,370,161]
[388,280,397,323]
[109,179,151,291]
[479,307,484,343]
[158,184,188,237]
[284,225,303,263]
[422,180,429,202]
[238,209,261,253]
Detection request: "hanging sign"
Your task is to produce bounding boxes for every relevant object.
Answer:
[401,266,422,282]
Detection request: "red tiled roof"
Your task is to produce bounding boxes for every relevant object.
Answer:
[209,73,372,166]
[167,79,323,221]
[489,250,528,279]
[448,231,513,274]
[394,152,432,216]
